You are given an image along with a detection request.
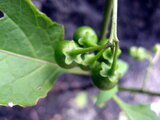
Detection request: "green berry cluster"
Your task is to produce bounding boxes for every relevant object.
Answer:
[55,26,125,90]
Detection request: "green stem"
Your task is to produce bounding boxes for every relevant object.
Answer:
[141,59,152,90]
[142,52,160,89]
[119,87,160,96]
[109,0,118,43]
[107,0,119,76]
[89,42,112,64]
[108,42,119,76]
[85,41,97,47]
[69,44,112,56]
[90,49,106,66]
[67,67,90,75]
[68,45,105,56]
[99,0,113,42]
[112,95,123,107]
[112,95,126,116]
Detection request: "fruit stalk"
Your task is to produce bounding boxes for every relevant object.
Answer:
[69,43,112,56]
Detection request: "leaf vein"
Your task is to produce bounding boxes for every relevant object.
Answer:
[4,14,38,57]
[0,49,59,67]
[0,64,46,87]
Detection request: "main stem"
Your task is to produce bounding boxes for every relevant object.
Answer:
[107,0,119,76]
[108,42,119,76]
[99,0,113,42]
[109,0,118,43]
[119,87,160,96]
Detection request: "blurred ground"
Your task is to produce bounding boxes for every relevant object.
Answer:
[0,0,160,120]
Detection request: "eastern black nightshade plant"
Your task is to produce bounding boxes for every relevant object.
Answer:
[0,0,159,119]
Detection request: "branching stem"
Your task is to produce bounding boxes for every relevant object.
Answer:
[69,44,112,56]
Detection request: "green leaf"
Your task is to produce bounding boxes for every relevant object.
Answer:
[113,96,159,120]
[117,59,129,78]
[0,0,64,106]
[96,86,118,106]
[0,52,64,106]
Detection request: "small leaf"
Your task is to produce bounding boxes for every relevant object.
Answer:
[96,86,118,106]
[114,96,159,120]
[117,59,129,78]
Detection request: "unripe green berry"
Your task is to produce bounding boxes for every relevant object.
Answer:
[153,44,160,53]
[91,64,117,90]
[54,40,77,69]
[73,26,98,47]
